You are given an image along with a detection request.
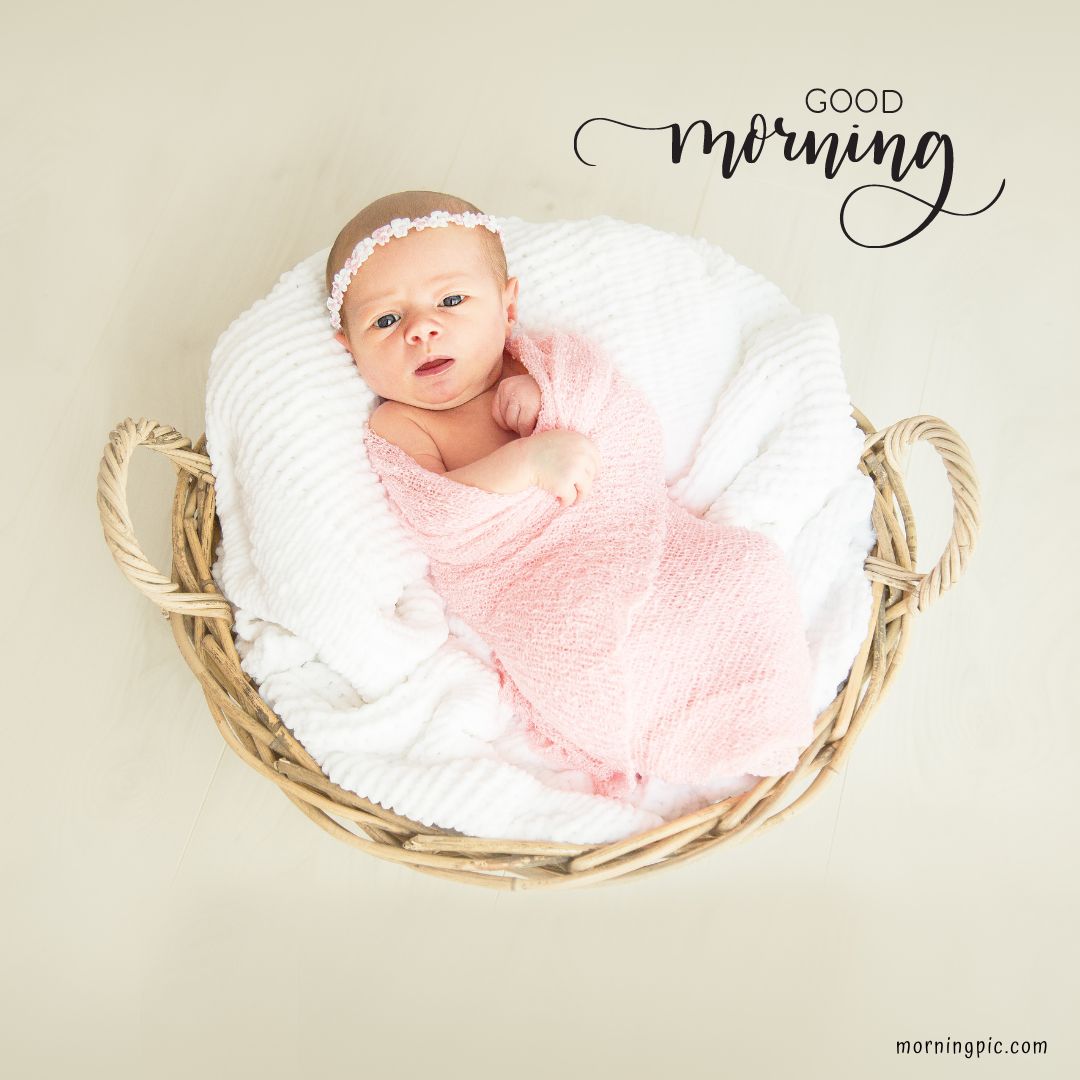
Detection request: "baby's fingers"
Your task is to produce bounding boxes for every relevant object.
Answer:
[560,474,593,507]
[492,387,518,431]
[553,480,577,507]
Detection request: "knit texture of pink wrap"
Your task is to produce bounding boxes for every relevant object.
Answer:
[362,330,816,798]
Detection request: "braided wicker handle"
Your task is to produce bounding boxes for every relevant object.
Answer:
[97,417,231,619]
[861,414,980,614]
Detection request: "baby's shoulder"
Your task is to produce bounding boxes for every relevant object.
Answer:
[368,401,447,473]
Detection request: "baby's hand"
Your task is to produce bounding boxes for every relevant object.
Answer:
[525,429,600,507]
[492,375,542,437]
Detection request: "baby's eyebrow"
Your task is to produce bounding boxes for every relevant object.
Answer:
[352,275,470,312]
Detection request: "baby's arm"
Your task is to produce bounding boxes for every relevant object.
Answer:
[448,431,598,505]
[370,402,598,505]
[445,443,536,494]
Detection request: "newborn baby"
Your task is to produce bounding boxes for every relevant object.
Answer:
[327,189,816,797]
[328,190,598,506]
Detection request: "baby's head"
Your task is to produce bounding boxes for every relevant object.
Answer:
[326,190,519,410]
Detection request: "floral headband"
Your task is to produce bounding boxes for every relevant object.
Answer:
[326,210,502,331]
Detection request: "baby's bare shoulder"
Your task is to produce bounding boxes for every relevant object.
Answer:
[368,401,446,473]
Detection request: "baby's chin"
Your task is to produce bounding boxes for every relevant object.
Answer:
[374,389,466,412]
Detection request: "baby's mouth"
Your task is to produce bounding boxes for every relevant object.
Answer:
[414,356,454,376]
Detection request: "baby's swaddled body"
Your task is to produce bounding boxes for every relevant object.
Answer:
[364,329,816,798]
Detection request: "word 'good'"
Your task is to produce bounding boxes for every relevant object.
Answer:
[806,88,903,113]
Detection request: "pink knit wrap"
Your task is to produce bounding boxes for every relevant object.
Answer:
[363,331,816,798]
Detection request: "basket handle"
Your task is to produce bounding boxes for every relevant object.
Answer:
[862,414,980,614]
[97,417,231,619]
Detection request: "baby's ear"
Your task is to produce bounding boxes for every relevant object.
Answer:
[503,276,520,324]
[334,330,352,353]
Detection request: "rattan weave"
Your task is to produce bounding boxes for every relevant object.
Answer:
[96,407,979,890]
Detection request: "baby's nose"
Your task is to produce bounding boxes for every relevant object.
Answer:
[404,313,442,342]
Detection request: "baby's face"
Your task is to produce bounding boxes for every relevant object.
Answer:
[335,226,518,410]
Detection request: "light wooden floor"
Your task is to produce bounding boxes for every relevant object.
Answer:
[6,2,1077,1077]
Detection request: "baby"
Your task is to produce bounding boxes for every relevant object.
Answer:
[326,190,816,796]
[327,190,599,507]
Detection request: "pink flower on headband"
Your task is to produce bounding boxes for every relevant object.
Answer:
[326,211,503,331]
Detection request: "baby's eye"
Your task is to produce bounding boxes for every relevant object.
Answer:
[374,313,399,330]
[440,294,464,308]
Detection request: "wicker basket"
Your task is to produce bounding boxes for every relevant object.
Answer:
[96,407,979,891]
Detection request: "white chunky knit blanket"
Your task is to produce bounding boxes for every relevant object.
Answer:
[205,215,877,844]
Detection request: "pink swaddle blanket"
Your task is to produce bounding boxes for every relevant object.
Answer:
[363,330,816,798]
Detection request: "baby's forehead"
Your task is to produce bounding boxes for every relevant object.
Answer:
[417,224,491,261]
[352,231,489,295]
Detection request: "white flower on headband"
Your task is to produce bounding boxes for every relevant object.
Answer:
[326,210,503,331]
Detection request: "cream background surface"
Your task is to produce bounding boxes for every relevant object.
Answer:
[4,1,1076,1076]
